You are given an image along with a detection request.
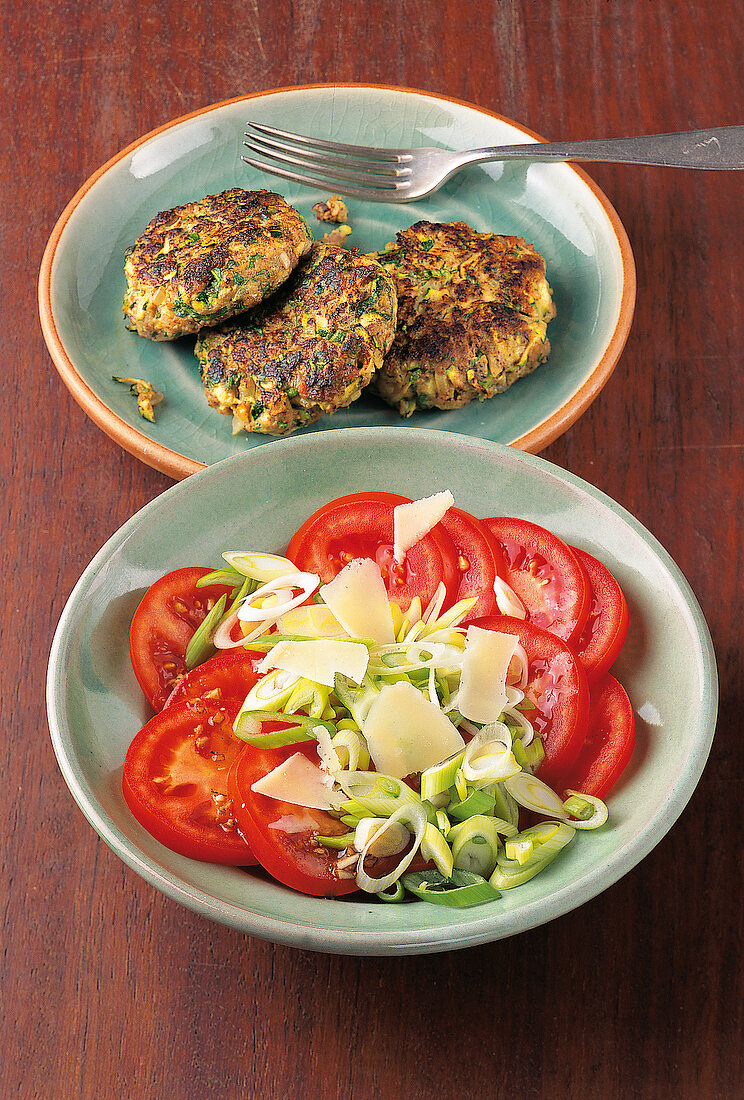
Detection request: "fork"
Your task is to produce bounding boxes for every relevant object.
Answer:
[243,122,744,202]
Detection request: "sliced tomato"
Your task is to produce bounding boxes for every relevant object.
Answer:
[551,674,636,799]
[570,547,630,680]
[437,506,506,619]
[165,647,264,708]
[228,741,359,897]
[129,566,235,711]
[286,491,459,613]
[468,614,590,786]
[481,517,590,644]
[122,695,256,865]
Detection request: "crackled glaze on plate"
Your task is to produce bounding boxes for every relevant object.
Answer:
[46,429,716,955]
[39,85,635,479]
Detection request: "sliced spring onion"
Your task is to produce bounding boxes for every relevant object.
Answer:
[375,880,406,903]
[489,821,575,890]
[283,676,330,719]
[356,802,428,893]
[196,564,248,591]
[563,790,609,830]
[449,815,503,878]
[421,582,448,625]
[336,771,422,818]
[504,836,534,864]
[512,736,545,770]
[502,699,535,747]
[236,572,319,622]
[212,597,293,648]
[448,814,517,843]
[493,575,526,619]
[330,728,370,772]
[506,641,530,690]
[503,771,567,818]
[447,786,496,821]
[489,781,521,828]
[461,723,521,785]
[354,817,409,858]
[184,594,227,670]
[234,722,315,748]
[401,869,501,907]
[562,793,595,820]
[314,724,343,777]
[222,551,299,582]
[333,674,381,729]
[420,595,478,635]
[316,832,355,850]
[420,749,466,802]
[234,708,336,745]
[420,822,454,877]
[236,668,300,718]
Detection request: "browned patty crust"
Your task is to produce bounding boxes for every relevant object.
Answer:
[195,243,397,436]
[123,189,313,340]
[369,220,556,415]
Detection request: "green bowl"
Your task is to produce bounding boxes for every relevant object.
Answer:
[39,84,635,479]
[46,428,717,955]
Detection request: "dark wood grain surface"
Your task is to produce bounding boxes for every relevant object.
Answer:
[5,2,743,1097]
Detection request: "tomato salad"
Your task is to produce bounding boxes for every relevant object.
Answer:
[123,491,636,906]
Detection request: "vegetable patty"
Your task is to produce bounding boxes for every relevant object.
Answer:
[195,243,397,436]
[369,221,556,416]
[123,189,313,340]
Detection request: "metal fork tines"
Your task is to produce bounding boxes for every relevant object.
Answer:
[244,122,744,203]
[243,122,414,199]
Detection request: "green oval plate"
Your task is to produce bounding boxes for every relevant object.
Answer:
[39,84,635,479]
[47,429,716,955]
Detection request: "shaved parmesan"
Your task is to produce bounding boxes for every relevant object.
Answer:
[458,627,519,724]
[258,638,369,687]
[393,490,454,562]
[279,604,346,638]
[319,558,395,644]
[251,752,337,810]
[362,680,464,778]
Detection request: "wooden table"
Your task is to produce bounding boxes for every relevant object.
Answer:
[5,2,743,1096]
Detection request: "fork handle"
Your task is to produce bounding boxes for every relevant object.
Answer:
[465,125,744,170]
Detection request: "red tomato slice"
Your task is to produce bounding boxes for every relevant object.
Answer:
[570,547,630,680]
[122,695,256,865]
[551,674,636,799]
[285,491,459,614]
[481,517,590,644]
[165,648,264,708]
[468,614,590,786]
[437,507,506,619]
[227,741,359,897]
[129,566,235,711]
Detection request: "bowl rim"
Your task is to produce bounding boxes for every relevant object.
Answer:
[46,428,716,955]
[38,82,637,480]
